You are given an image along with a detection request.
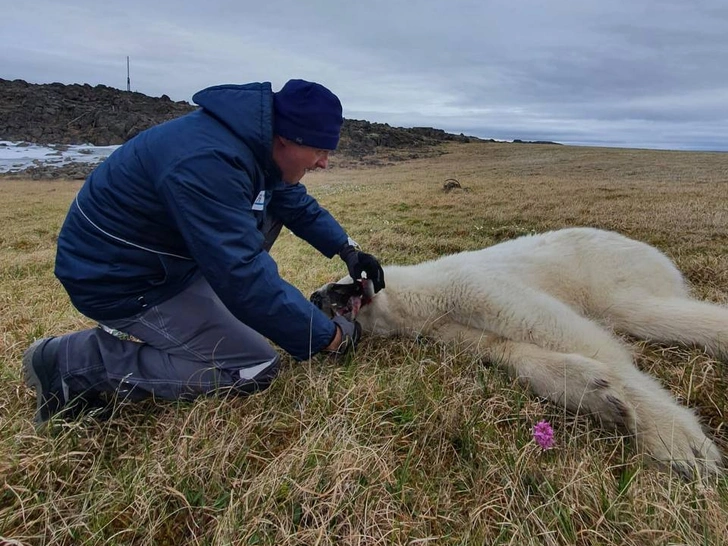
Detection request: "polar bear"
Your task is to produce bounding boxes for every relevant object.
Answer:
[311,227,726,478]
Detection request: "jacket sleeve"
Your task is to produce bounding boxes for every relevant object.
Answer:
[267,183,349,258]
[157,151,336,360]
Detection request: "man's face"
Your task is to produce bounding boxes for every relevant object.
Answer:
[273,137,331,184]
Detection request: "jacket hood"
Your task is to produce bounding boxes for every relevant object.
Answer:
[192,82,275,171]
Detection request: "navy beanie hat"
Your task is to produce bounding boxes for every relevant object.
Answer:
[273,79,343,150]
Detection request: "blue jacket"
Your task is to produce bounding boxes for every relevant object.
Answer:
[54,82,349,360]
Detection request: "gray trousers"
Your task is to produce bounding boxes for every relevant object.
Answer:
[56,218,285,402]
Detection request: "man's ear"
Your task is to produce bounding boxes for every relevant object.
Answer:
[275,135,292,147]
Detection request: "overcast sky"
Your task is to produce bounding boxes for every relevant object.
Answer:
[3,0,727,151]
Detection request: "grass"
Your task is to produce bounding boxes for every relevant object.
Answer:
[1,142,728,545]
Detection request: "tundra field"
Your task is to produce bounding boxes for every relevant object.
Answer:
[1,142,728,545]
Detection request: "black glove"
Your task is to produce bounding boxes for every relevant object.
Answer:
[339,244,386,293]
[327,315,362,357]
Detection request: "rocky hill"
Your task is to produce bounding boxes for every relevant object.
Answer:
[0,79,196,146]
[0,78,479,167]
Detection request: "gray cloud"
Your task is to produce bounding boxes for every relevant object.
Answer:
[2,0,727,150]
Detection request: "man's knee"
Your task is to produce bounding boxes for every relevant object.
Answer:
[234,354,282,395]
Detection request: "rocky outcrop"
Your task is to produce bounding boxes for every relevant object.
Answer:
[338,120,476,160]
[8,160,96,180]
[0,78,483,177]
[0,79,195,145]
[1,78,479,145]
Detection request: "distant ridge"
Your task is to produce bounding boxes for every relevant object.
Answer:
[0,79,194,146]
[0,79,483,162]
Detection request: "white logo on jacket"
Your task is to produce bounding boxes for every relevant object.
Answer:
[252,191,265,211]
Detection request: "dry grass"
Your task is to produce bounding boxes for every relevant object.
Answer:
[2,142,728,545]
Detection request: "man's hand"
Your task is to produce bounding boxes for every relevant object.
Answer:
[325,315,362,357]
[339,244,385,293]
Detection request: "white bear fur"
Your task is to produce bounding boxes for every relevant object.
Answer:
[338,228,726,477]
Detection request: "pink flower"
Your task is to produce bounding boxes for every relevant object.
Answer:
[533,420,554,450]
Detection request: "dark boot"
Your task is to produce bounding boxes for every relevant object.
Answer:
[22,337,66,425]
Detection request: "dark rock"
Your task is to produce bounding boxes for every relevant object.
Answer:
[2,161,97,180]
[0,78,196,146]
[0,78,484,176]
[443,178,462,191]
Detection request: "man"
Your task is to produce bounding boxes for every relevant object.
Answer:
[22,79,385,425]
